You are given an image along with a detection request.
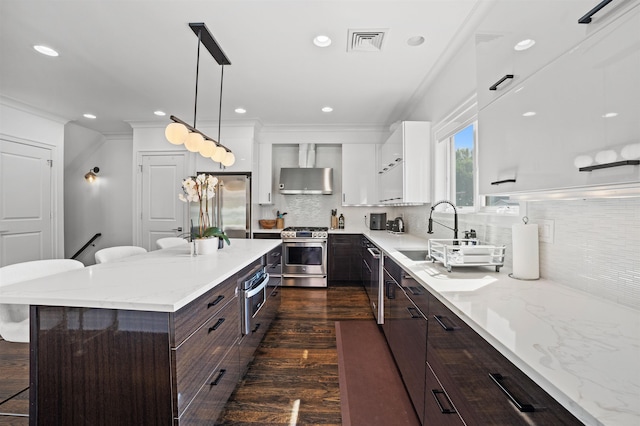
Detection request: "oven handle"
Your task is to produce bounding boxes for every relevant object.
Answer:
[245,273,270,299]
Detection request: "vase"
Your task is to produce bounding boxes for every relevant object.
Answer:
[194,238,218,255]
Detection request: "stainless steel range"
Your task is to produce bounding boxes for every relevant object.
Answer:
[281,226,328,287]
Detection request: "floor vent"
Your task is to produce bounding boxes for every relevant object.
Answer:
[347,29,387,52]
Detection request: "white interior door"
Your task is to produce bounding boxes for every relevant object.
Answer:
[0,140,53,266]
[140,153,186,251]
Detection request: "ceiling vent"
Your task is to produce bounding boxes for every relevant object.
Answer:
[347,29,387,52]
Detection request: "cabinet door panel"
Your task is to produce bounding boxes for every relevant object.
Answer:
[424,361,465,425]
[174,298,240,415]
[178,345,240,425]
[342,144,378,205]
[173,277,237,345]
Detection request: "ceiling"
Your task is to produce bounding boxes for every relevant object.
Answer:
[0,0,483,135]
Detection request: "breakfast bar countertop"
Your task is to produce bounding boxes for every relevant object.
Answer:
[0,239,281,313]
[364,230,639,426]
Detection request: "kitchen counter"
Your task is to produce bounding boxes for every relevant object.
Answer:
[0,238,281,312]
[364,230,639,426]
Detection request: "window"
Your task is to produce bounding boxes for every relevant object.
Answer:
[434,97,518,213]
[452,124,475,208]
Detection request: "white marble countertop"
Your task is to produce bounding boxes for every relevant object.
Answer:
[0,239,281,312]
[363,230,639,426]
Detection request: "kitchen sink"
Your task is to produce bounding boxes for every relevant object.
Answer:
[397,249,431,262]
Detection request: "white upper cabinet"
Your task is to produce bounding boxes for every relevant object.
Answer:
[377,121,431,204]
[476,0,635,111]
[342,144,379,205]
[479,5,640,195]
[256,143,273,204]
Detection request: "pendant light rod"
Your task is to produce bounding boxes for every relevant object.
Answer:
[169,115,231,153]
[193,28,202,128]
[189,22,231,65]
[218,64,224,143]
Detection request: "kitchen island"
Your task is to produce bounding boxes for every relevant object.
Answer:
[364,230,639,426]
[0,239,281,425]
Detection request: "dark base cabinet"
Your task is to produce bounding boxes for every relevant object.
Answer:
[381,257,582,426]
[426,296,583,426]
[328,234,361,284]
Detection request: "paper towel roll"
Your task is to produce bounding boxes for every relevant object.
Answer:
[512,222,539,280]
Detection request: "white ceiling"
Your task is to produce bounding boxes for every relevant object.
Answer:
[0,0,483,135]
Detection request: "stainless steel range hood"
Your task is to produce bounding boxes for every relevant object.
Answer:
[279,167,333,195]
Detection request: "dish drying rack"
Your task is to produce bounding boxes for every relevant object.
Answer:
[427,239,506,272]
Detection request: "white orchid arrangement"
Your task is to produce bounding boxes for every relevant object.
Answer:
[178,174,230,244]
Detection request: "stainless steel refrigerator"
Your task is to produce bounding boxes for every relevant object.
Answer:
[191,172,251,239]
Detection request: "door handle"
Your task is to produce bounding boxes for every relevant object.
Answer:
[172,227,182,232]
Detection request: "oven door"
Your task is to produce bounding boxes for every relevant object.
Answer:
[282,239,327,276]
[242,272,270,335]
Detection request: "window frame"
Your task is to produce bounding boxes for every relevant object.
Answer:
[433,96,518,215]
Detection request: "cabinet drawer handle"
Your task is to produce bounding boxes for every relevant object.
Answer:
[578,0,612,24]
[210,369,227,386]
[406,285,422,295]
[208,318,225,333]
[433,314,456,331]
[489,74,514,91]
[491,178,516,185]
[385,281,395,299]
[406,306,423,319]
[489,373,535,412]
[431,389,456,414]
[579,160,639,172]
[252,322,261,333]
[207,295,225,308]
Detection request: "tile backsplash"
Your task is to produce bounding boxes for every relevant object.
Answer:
[399,197,640,310]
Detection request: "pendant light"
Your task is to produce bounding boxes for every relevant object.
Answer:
[165,23,234,166]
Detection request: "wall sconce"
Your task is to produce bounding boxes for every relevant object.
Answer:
[165,22,235,167]
[85,167,99,183]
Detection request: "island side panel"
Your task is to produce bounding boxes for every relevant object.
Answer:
[29,306,173,425]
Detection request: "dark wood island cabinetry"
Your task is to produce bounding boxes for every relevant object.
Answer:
[13,241,283,426]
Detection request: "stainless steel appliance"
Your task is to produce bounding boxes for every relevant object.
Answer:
[369,212,387,230]
[361,237,382,323]
[191,172,251,239]
[279,168,333,195]
[239,260,270,335]
[281,226,328,287]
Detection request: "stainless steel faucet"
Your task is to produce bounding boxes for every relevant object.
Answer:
[427,200,458,240]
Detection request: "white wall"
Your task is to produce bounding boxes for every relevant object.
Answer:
[0,99,67,258]
[64,123,133,264]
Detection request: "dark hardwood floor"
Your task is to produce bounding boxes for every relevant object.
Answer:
[0,283,372,425]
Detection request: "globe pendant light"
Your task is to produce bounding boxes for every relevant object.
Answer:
[165,122,188,145]
[221,151,236,167]
[184,132,204,152]
[165,23,234,165]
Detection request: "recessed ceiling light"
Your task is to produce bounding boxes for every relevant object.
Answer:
[235,107,247,114]
[154,110,166,116]
[321,106,333,113]
[313,35,332,47]
[522,111,536,117]
[33,45,59,57]
[602,112,618,118]
[514,39,536,51]
[407,36,425,46]
[83,113,97,119]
